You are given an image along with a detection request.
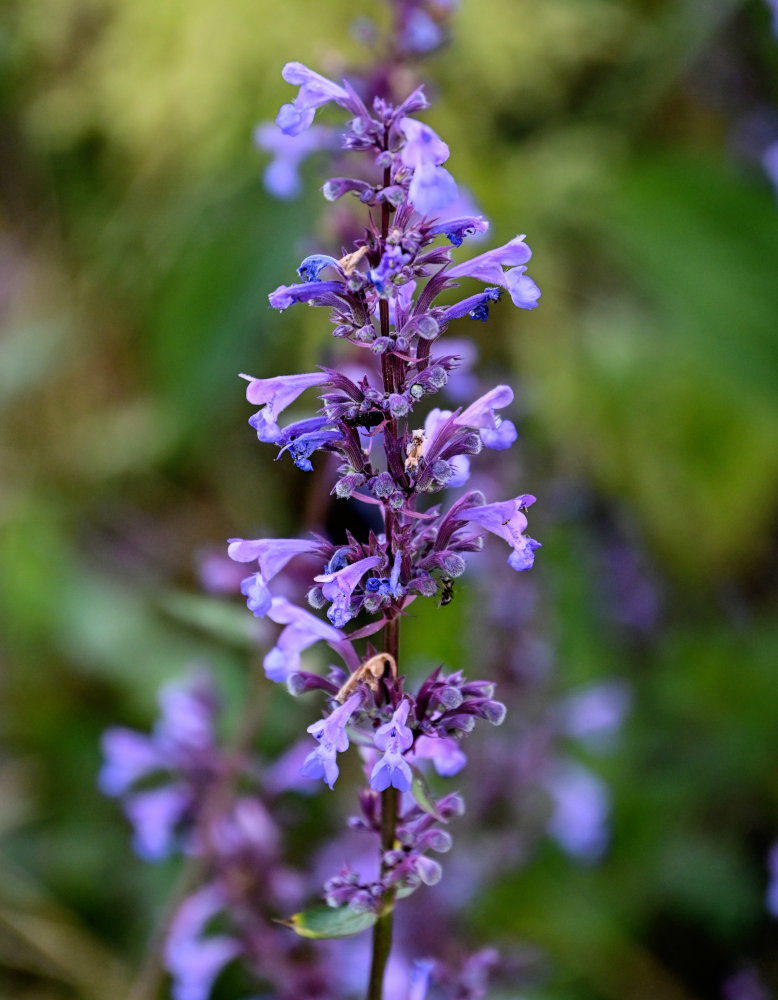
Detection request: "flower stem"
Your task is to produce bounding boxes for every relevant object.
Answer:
[368,173,403,1000]
[367,615,400,1000]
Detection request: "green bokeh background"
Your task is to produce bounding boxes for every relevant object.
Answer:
[1,0,778,997]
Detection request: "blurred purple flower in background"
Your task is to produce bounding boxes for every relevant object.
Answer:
[255,123,336,199]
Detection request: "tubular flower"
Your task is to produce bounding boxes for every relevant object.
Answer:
[227,536,319,617]
[264,598,346,682]
[456,385,517,450]
[240,370,329,442]
[300,693,363,789]
[268,279,344,311]
[447,235,540,309]
[427,215,489,247]
[370,700,415,792]
[453,494,541,570]
[276,62,351,136]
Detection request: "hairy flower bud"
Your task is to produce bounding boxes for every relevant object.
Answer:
[389,393,410,417]
[433,687,461,713]
[479,700,507,726]
[410,576,437,597]
[333,473,366,498]
[442,553,466,577]
[416,315,440,340]
[413,855,443,885]
[307,586,327,609]
[371,472,395,498]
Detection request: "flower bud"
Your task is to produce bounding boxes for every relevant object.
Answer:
[431,459,452,484]
[382,185,407,206]
[427,365,447,389]
[459,432,483,455]
[480,700,507,726]
[372,472,395,498]
[307,586,327,609]
[413,856,443,885]
[334,473,365,498]
[442,553,466,577]
[438,793,466,818]
[416,315,439,340]
[286,673,306,696]
[389,393,410,418]
[410,576,437,597]
[437,686,463,710]
[424,829,453,853]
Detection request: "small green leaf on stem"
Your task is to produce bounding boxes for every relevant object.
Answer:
[410,767,447,822]
[279,905,378,939]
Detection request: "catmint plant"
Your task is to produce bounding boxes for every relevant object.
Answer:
[226,14,540,1000]
[102,4,543,998]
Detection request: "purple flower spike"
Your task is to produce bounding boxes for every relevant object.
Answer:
[155,675,218,757]
[454,494,541,571]
[399,117,458,215]
[456,385,518,450]
[276,61,351,136]
[300,692,363,789]
[314,555,382,626]
[264,598,345,682]
[370,699,414,792]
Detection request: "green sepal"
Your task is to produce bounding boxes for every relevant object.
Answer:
[279,904,378,939]
[410,766,447,823]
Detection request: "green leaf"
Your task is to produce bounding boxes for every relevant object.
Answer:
[410,767,447,823]
[280,905,378,940]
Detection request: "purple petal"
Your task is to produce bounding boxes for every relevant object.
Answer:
[99,728,162,795]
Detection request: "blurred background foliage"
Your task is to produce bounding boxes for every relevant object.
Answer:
[1,0,778,997]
